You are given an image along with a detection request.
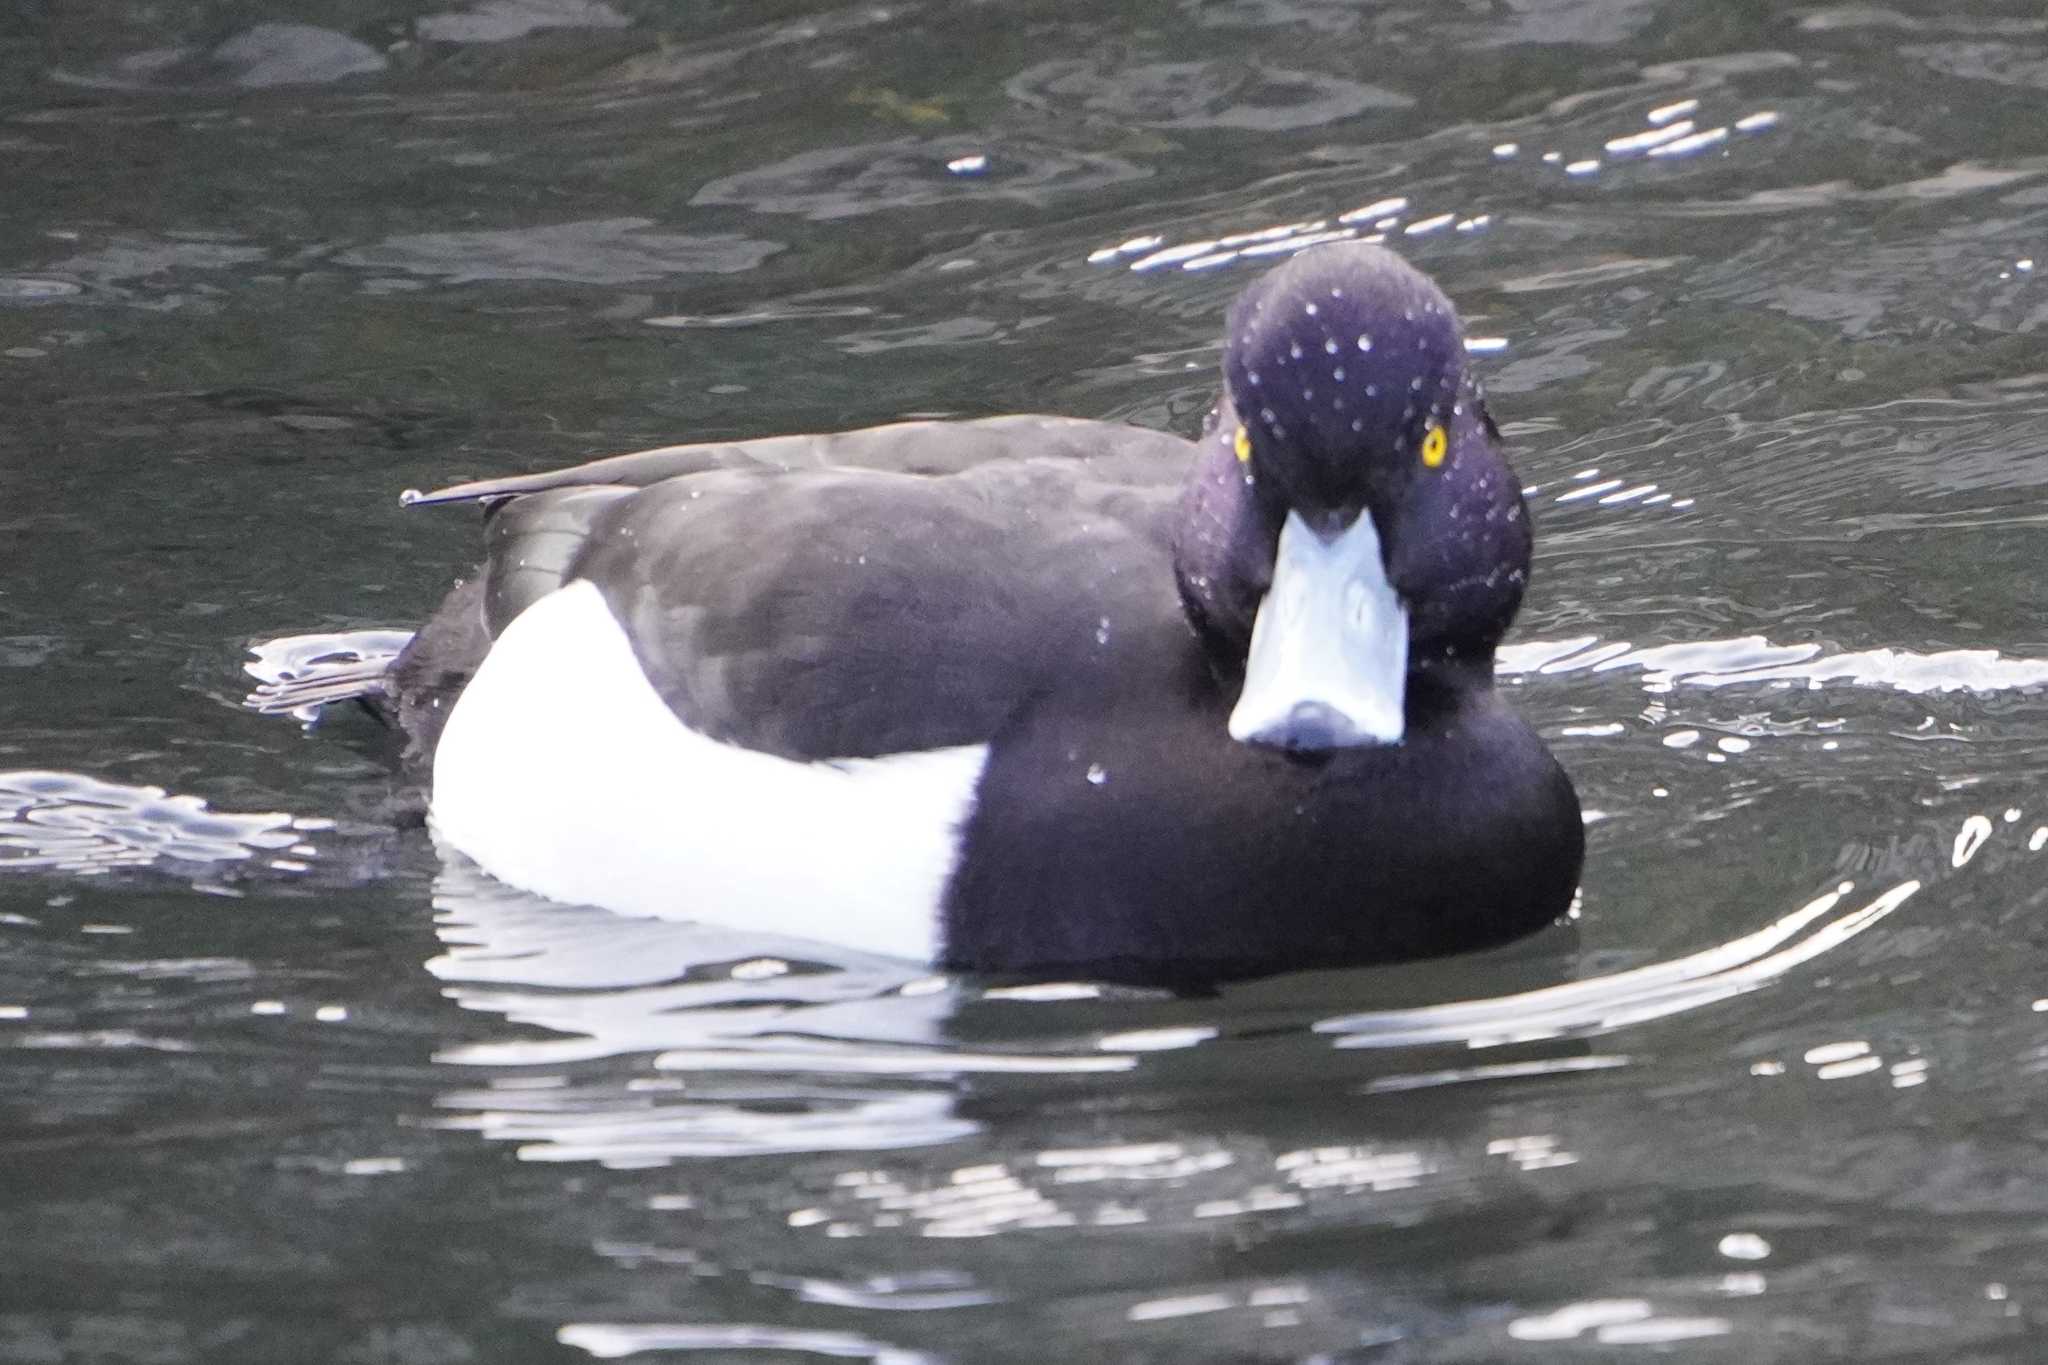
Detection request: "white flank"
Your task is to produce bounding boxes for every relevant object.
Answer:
[1229,509,1408,748]
[430,579,988,962]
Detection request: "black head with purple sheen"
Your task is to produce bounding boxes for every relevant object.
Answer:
[1224,243,1465,527]
[1175,243,1532,678]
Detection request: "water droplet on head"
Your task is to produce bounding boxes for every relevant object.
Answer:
[1332,366,1345,381]
[1409,376,1423,391]
[1304,302,1319,317]
[1357,334,1373,352]
[1085,763,1108,786]
[1323,338,1339,355]
[1247,369,1261,386]
[1365,383,1378,398]
[1095,617,1111,645]
[1289,341,1303,359]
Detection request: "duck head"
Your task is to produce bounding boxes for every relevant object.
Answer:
[1174,243,1533,751]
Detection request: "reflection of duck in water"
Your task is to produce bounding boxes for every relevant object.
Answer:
[267,244,1581,986]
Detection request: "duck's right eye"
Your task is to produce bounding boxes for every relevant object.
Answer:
[1234,426,1253,463]
[1420,423,1448,468]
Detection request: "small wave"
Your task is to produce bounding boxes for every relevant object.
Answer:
[1501,634,2048,695]
[0,770,323,879]
[1318,878,1919,1051]
[243,628,413,720]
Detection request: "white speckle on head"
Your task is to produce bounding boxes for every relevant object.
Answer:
[1330,286,1343,298]
[1350,418,1363,433]
[1289,341,1303,359]
[1356,334,1373,352]
[1332,366,1345,381]
[1304,302,1319,317]
[1409,376,1423,391]
[1247,369,1261,386]
[1365,383,1378,398]
[1085,763,1108,786]
[1323,338,1338,354]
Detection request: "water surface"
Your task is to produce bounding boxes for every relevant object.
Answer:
[7,1,2048,1360]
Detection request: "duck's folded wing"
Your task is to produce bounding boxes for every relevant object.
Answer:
[401,415,1188,507]
[479,485,639,634]
[566,464,1191,761]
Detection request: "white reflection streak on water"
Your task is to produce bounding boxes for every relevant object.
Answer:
[1086,97,1778,278]
[242,627,413,721]
[0,769,315,876]
[1318,880,1921,1049]
[1497,634,2048,696]
[559,1322,937,1364]
[1509,1299,1731,1345]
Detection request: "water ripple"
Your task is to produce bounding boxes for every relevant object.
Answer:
[336,219,782,285]
[1501,634,2048,696]
[1319,880,1920,1050]
[693,139,1150,221]
[1005,59,1411,131]
[560,1323,935,1364]
[0,771,317,879]
[244,629,413,721]
[417,0,631,46]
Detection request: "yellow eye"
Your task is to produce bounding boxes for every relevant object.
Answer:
[1234,426,1252,463]
[1420,423,1448,468]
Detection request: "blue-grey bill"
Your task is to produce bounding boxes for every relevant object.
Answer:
[1228,509,1408,749]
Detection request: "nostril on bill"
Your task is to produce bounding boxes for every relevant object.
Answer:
[1252,700,1363,751]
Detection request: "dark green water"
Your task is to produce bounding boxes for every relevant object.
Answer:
[7,2,2048,1360]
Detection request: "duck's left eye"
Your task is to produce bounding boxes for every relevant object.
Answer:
[1234,426,1252,463]
[1420,423,1448,468]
